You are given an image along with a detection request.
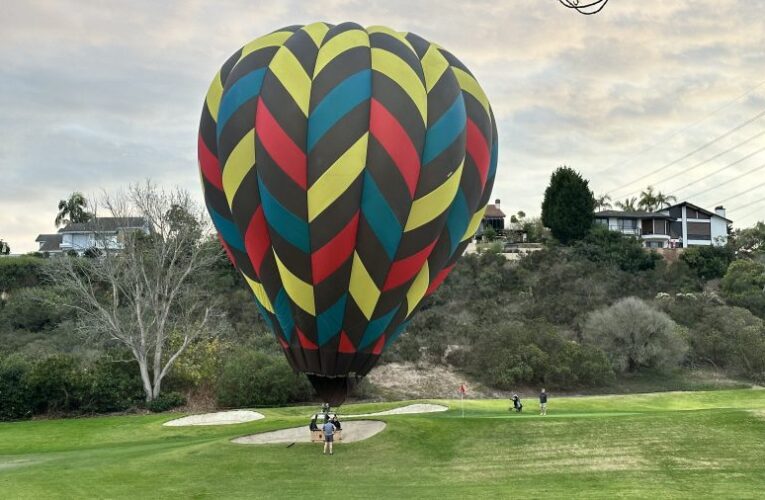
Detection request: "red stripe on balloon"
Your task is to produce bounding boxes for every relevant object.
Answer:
[311,212,359,285]
[383,240,437,291]
[244,205,271,277]
[338,331,356,354]
[426,263,455,296]
[198,134,223,191]
[255,98,307,190]
[372,335,386,355]
[217,233,236,267]
[466,118,490,190]
[369,98,420,198]
[297,328,318,350]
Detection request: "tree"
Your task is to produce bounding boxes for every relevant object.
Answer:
[638,186,676,212]
[729,222,765,260]
[582,297,688,373]
[0,240,9,255]
[615,197,639,212]
[680,245,734,280]
[594,194,612,210]
[574,225,661,273]
[541,166,595,244]
[721,259,765,318]
[47,182,226,401]
[55,192,93,227]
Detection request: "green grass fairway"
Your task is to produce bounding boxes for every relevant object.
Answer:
[1,390,764,499]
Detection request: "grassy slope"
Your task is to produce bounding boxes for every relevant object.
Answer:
[1,390,764,499]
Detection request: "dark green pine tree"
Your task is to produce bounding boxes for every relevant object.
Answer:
[541,166,596,244]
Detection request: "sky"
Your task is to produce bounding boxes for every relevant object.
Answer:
[2,0,765,253]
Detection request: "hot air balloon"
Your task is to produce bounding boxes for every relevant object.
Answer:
[198,22,498,406]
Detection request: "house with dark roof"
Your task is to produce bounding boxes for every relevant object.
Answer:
[595,202,731,249]
[35,217,148,256]
[480,199,506,233]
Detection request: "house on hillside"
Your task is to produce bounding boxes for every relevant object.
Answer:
[35,217,149,256]
[479,199,506,235]
[595,202,731,249]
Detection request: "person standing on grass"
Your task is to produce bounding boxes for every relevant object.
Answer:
[539,388,548,416]
[323,418,336,455]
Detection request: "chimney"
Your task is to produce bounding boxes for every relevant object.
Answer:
[495,198,500,208]
[715,206,726,218]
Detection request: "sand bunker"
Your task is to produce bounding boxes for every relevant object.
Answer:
[232,420,386,444]
[348,403,448,417]
[163,410,265,427]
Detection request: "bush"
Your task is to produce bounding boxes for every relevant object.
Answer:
[575,226,661,273]
[25,355,86,414]
[681,246,734,280]
[146,391,187,412]
[583,297,688,373]
[0,356,34,421]
[216,350,312,407]
[0,286,70,331]
[721,259,765,318]
[83,358,144,413]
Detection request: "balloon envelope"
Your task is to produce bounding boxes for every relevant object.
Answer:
[198,22,498,405]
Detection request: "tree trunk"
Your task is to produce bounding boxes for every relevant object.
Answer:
[152,378,162,400]
[138,357,154,402]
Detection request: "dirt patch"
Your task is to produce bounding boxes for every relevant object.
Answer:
[232,420,386,445]
[348,403,448,417]
[367,362,498,399]
[163,410,264,427]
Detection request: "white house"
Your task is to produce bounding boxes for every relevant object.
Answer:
[35,217,149,256]
[595,202,731,249]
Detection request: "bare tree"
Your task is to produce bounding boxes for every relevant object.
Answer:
[48,181,226,401]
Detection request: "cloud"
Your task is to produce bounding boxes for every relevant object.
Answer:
[1,0,764,252]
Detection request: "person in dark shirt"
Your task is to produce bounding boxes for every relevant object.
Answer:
[512,394,523,412]
[539,388,548,415]
[331,416,342,430]
[309,415,318,431]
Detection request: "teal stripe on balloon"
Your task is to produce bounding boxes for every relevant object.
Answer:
[217,68,266,139]
[358,306,399,350]
[307,69,371,152]
[360,172,402,260]
[273,288,294,341]
[317,293,347,345]
[257,178,310,253]
[421,96,466,165]
[445,191,470,255]
[208,205,245,251]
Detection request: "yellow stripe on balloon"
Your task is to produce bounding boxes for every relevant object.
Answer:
[273,251,316,316]
[240,30,293,60]
[308,133,368,222]
[452,67,490,116]
[405,262,429,316]
[349,251,380,320]
[371,48,427,125]
[205,72,223,122]
[405,161,464,232]
[268,46,312,117]
[302,22,330,49]
[243,274,274,314]
[222,129,255,209]
[313,29,370,77]
[366,25,418,58]
[421,44,450,93]
[462,206,487,242]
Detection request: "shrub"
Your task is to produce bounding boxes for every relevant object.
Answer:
[575,226,661,272]
[0,286,70,331]
[146,391,187,412]
[216,350,312,407]
[583,297,688,373]
[721,259,765,318]
[25,355,87,414]
[680,246,734,280]
[0,356,34,421]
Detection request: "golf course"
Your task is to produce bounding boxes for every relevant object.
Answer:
[1,389,764,498]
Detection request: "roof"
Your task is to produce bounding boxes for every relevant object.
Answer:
[484,204,506,218]
[35,233,62,252]
[595,210,672,220]
[665,202,733,223]
[58,217,146,233]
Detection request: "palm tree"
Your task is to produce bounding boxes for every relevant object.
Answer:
[615,196,639,212]
[654,191,677,210]
[595,194,612,210]
[55,192,92,227]
[638,186,676,212]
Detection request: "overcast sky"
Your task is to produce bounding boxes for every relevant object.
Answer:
[2,0,765,253]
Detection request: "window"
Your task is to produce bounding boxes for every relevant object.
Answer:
[669,206,682,218]
[687,221,711,240]
[619,218,637,230]
[595,218,608,226]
